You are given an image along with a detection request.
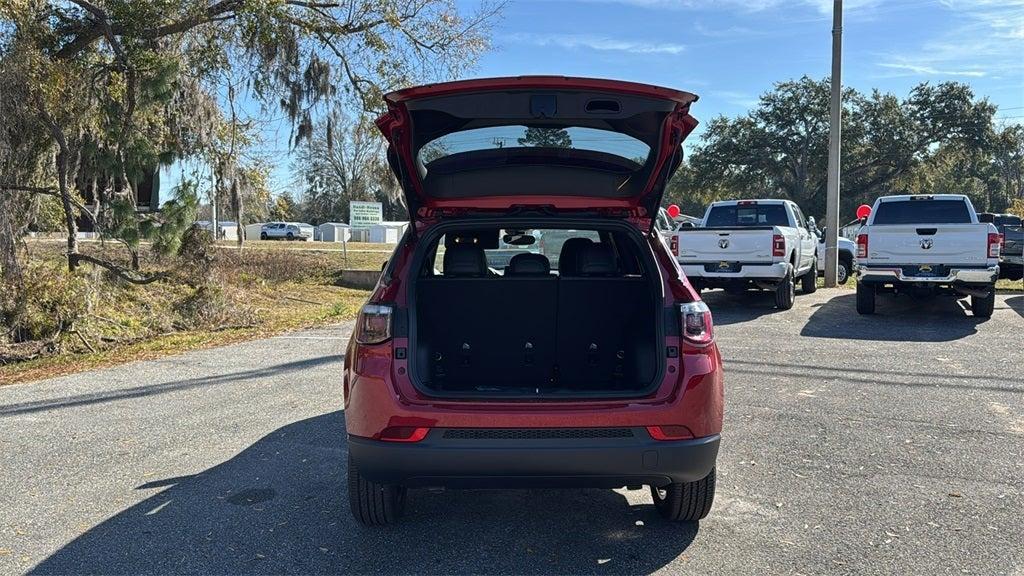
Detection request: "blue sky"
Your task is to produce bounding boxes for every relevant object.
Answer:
[166,0,1024,197]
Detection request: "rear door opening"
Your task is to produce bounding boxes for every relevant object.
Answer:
[408,222,664,399]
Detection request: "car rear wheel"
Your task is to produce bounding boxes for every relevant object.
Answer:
[651,468,716,522]
[837,258,850,285]
[856,281,876,315]
[774,266,795,310]
[801,259,818,293]
[260,232,267,240]
[348,455,406,526]
[971,285,995,318]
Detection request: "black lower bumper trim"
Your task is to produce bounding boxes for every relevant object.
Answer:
[348,429,720,488]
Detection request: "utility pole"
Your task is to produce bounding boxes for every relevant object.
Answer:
[824,0,843,287]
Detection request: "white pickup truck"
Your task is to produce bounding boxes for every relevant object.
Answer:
[672,199,818,309]
[855,194,1001,317]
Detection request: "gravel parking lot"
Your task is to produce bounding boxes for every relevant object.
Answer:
[1,289,1021,575]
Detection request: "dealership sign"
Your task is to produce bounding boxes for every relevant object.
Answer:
[349,201,383,228]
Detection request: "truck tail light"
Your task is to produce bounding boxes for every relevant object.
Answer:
[988,233,1002,258]
[670,235,679,256]
[680,301,714,346]
[772,234,785,257]
[354,303,393,345]
[857,234,868,259]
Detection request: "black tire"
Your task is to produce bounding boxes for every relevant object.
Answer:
[856,281,876,315]
[651,468,716,522]
[348,455,406,526]
[837,258,851,285]
[774,266,795,310]
[286,232,294,241]
[260,232,268,240]
[801,259,818,293]
[971,285,995,318]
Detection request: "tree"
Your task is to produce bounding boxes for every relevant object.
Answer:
[518,127,573,148]
[268,193,297,222]
[0,0,502,274]
[672,77,998,220]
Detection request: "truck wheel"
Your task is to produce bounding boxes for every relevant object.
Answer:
[774,267,795,310]
[348,455,406,526]
[971,286,995,318]
[286,232,294,241]
[856,281,876,315]
[837,258,850,285]
[651,468,716,522]
[260,232,268,240]
[801,259,818,293]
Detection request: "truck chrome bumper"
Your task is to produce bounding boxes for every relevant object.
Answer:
[681,261,789,280]
[858,265,998,285]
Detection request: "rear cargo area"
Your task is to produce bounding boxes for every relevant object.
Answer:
[411,227,660,398]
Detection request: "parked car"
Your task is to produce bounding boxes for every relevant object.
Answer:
[344,76,722,525]
[979,212,1023,281]
[807,219,857,284]
[671,199,818,309]
[855,194,1000,317]
[259,221,313,241]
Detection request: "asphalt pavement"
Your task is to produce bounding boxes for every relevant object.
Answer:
[1,289,1021,575]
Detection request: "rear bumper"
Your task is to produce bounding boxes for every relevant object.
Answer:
[858,265,998,285]
[681,261,788,280]
[348,430,720,488]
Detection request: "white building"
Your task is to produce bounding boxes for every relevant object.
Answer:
[196,220,239,241]
[318,222,352,242]
[368,221,409,244]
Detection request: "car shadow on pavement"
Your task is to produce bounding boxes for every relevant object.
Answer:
[699,289,789,325]
[1007,295,1023,319]
[800,293,986,342]
[31,411,699,575]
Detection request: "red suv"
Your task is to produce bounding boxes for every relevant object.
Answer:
[343,77,723,525]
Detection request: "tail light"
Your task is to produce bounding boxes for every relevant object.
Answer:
[680,301,714,346]
[670,235,679,256]
[378,426,429,442]
[354,303,393,345]
[772,234,785,257]
[988,233,1002,258]
[647,425,694,441]
[857,234,868,259]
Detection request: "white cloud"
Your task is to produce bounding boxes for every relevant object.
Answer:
[708,90,759,108]
[877,63,987,78]
[875,1,1024,79]
[503,32,686,55]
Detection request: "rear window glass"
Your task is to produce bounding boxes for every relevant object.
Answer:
[705,204,789,227]
[872,200,972,225]
[418,126,650,167]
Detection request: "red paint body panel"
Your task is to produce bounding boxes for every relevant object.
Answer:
[344,231,722,440]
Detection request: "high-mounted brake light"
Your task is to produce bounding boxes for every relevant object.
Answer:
[988,233,1002,258]
[772,234,786,257]
[680,301,714,346]
[670,235,679,256]
[354,304,393,345]
[857,234,868,259]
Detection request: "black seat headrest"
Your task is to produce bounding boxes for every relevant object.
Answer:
[577,244,618,276]
[443,244,487,277]
[557,237,595,275]
[506,253,551,276]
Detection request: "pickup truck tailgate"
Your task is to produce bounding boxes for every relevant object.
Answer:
[866,225,989,265]
[678,229,771,262]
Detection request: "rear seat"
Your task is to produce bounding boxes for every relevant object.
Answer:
[418,241,653,393]
[417,246,557,391]
[556,243,654,390]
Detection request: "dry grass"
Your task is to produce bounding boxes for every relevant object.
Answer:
[1,241,379,386]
